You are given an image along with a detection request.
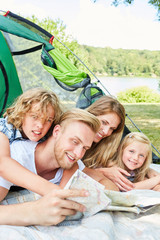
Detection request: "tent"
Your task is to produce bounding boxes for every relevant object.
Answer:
[0,11,103,115]
[0,10,159,162]
[0,30,22,116]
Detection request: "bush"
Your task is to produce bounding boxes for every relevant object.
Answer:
[117,86,160,103]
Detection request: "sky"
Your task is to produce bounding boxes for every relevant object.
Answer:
[1,0,160,50]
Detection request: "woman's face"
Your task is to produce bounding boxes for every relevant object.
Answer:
[94,112,121,143]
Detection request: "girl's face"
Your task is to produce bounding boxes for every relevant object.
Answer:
[22,103,55,141]
[94,112,121,143]
[122,141,148,171]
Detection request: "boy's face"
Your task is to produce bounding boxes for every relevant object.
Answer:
[22,103,55,141]
[53,121,95,170]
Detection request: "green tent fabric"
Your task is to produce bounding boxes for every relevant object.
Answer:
[0,13,91,91]
[0,31,22,116]
[0,11,102,113]
[42,47,90,90]
[0,15,53,52]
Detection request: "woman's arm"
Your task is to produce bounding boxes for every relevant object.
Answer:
[0,133,60,198]
[97,167,134,191]
[0,189,88,226]
[83,167,119,191]
[61,166,119,191]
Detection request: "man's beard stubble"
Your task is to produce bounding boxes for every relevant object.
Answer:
[54,140,73,170]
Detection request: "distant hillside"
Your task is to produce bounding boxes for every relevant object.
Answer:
[24,17,160,78]
[81,45,160,77]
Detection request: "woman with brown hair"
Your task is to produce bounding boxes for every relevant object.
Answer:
[83,95,134,191]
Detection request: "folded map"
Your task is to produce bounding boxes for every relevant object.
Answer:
[64,169,111,218]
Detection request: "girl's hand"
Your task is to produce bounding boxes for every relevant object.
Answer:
[147,168,160,178]
[152,184,160,192]
[154,175,160,185]
[97,167,134,192]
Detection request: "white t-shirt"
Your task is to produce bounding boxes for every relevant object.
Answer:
[0,139,85,190]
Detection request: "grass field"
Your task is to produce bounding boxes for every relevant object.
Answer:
[123,103,160,159]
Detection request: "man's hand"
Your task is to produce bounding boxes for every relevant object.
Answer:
[31,189,88,226]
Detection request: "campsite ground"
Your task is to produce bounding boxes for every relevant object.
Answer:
[124,103,160,158]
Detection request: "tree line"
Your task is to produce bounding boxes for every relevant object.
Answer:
[25,16,160,79]
[81,45,160,77]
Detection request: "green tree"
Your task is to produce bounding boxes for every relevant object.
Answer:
[83,45,160,77]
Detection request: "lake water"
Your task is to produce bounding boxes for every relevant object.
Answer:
[96,77,160,96]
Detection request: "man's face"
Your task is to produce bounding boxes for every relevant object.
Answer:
[53,121,95,169]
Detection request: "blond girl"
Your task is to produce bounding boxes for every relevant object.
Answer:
[112,132,160,191]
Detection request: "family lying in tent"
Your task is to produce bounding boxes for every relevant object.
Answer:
[0,87,160,226]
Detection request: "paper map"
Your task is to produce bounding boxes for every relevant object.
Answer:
[64,169,111,218]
